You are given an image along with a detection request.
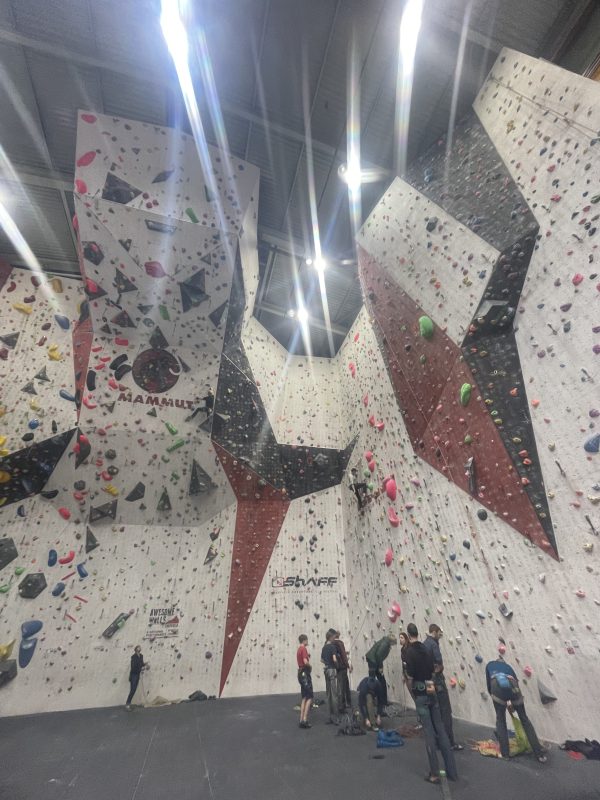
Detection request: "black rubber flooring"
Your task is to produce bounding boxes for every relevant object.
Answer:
[1,693,598,800]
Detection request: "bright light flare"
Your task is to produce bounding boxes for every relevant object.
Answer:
[296,305,309,324]
[313,257,327,273]
[395,0,424,176]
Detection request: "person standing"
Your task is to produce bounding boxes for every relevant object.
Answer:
[321,630,340,724]
[331,629,352,712]
[485,657,547,763]
[357,675,385,731]
[296,634,313,729]
[423,623,463,750]
[404,624,457,784]
[365,633,397,707]
[125,645,146,710]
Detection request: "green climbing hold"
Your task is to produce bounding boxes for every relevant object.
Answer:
[185,207,199,223]
[460,383,472,406]
[418,315,434,340]
[464,434,472,445]
[14,566,25,576]
[419,354,427,365]
[159,305,170,321]
[165,422,178,435]
[167,439,184,453]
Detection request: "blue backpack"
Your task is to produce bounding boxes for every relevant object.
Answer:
[377,730,405,748]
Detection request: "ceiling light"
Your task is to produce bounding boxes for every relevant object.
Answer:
[338,161,362,193]
[286,308,296,318]
[296,306,309,324]
[313,257,327,273]
[305,257,313,266]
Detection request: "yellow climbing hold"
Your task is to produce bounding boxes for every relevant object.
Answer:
[0,406,6,417]
[0,498,6,507]
[103,484,119,496]
[48,344,62,361]
[29,399,40,411]
[0,470,11,484]
[12,302,32,314]
[0,639,16,661]
[50,277,63,293]
[0,435,6,447]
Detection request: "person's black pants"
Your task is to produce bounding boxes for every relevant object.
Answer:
[367,659,388,705]
[493,700,544,758]
[126,673,140,705]
[336,668,351,711]
[436,685,455,746]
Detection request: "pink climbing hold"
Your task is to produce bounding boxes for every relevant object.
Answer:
[348,362,356,377]
[498,644,506,655]
[363,394,369,407]
[391,601,401,617]
[364,451,373,462]
[58,507,71,520]
[354,332,360,342]
[58,550,75,565]
[572,273,584,286]
[523,665,533,678]
[367,460,376,473]
[114,337,129,346]
[76,151,96,167]
[375,421,385,432]
[144,261,167,278]
[387,607,398,621]
[385,478,397,501]
[81,113,97,124]
[75,179,87,194]
[368,415,375,427]
[384,547,394,567]
[387,507,400,527]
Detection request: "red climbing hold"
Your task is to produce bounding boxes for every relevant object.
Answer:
[391,601,401,617]
[368,415,375,427]
[385,478,397,501]
[58,550,75,565]
[144,261,167,278]
[114,337,129,347]
[364,451,373,462]
[375,420,385,432]
[353,332,360,342]
[363,394,369,407]
[388,507,400,527]
[75,179,87,194]
[367,460,376,473]
[348,362,356,378]
[81,114,97,124]
[58,507,71,520]
[384,547,394,567]
[76,151,96,167]
[572,273,584,286]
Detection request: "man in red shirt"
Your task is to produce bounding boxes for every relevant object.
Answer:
[296,634,313,728]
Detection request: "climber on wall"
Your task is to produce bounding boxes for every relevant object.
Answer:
[296,634,313,729]
[321,630,340,725]
[404,623,458,785]
[423,623,464,750]
[185,387,214,422]
[125,645,148,710]
[365,633,396,708]
[349,468,368,509]
[485,657,547,763]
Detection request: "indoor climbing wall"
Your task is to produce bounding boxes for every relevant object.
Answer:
[342,48,599,742]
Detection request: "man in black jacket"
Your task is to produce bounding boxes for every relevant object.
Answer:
[404,624,457,784]
[125,645,146,710]
[331,629,352,712]
[321,630,339,724]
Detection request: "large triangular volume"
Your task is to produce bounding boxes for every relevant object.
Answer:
[113,269,137,294]
[85,526,99,553]
[88,499,118,523]
[111,310,137,328]
[34,366,50,382]
[0,332,19,349]
[157,488,171,511]
[102,172,143,204]
[125,481,146,502]
[209,301,228,328]
[149,326,169,350]
[179,270,208,312]
[82,242,104,266]
[189,460,216,496]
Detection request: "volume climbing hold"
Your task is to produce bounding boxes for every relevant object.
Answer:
[418,315,434,339]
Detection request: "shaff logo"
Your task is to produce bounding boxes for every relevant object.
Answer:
[271,575,338,589]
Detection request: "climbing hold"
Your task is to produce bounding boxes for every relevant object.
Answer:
[368,460,376,473]
[385,478,397,501]
[475,655,483,664]
[21,620,43,639]
[364,451,373,462]
[77,563,88,579]
[462,540,471,550]
[48,549,57,567]
[363,394,369,406]
[52,581,66,597]
[584,434,600,454]
[125,482,146,502]
[59,389,76,402]
[0,639,16,660]
[460,383,472,406]
[348,362,356,377]
[58,507,71,520]
[537,680,557,705]
[18,638,38,668]
[384,547,394,567]
[572,273,584,285]
[76,150,96,167]
[144,261,167,278]
[58,551,75,565]
[387,507,400,528]
[477,509,487,521]
[418,315,434,339]
[54,314,70,330]
[375,420,385,432]
[18,573,47,599]
[523,666,533,678]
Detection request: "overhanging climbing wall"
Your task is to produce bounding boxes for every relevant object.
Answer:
[341,48,600,743]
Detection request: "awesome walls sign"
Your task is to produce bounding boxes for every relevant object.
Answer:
[144,606,180,639]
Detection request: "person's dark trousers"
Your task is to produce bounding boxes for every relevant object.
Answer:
[436,681,456,746]
[415,694,458,780]
[493,701,544,758]
[337,668,351,711]
[366,659,388,705]
[324,668,339,722]
[126,673,140,705]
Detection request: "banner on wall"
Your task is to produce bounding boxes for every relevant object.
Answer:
[144,606,180,639]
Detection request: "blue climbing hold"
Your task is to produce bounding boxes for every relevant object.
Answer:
[17,505,25,518]
[463,539,471,549]
[475,655,483,663]
[584,433,600,454]
[51,582,65,597]
[54,314,70,330]
[77,563,88,579]
[59,389,76,402]
[18,637,38,668]
[21,620,43,639]
[28,419,39,430]
[449,552,456,561]
[48,549,57,567]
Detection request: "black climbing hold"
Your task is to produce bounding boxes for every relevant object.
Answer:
[82,242,104,266]
[34,366,50,382]
[149,327,169,350]
[88,499,118,523]
[477,509,488,521]
[86,370,96,392]
[538,680,557,705]
[110,354,128,371]
[119,238,132,252]
[147,407,157,417]
[21,381,37,395]
[204,544,218,564]
[102,172,142,204]
[111,310,136,328]
[85,526,99,553]
[114,364,132,381]
[209,301,228,328]
[113,270,137,294]
[125,482,146,502]
[0,537,18,571]
[189,460,216,496]
[157,488,171,511]
[179,270,208,313]
[152,169,174,183]
[102,402,116,414]
[145,219,177,234]
[41,490,59,500]
[18,573,47,599]
[0,332,19,349]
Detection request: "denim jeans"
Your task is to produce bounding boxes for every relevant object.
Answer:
[435,680,456,746]
[414,694,458,780]
[367,659,388,705]
[494,701,544,758]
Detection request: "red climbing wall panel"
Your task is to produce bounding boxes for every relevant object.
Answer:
[358,245,557,559]
[214,443,290,694]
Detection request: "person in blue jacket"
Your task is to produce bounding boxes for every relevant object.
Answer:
[357,676,384,730]
[485,657,547,762]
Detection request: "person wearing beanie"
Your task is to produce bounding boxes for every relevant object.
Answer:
[365,633,397,707]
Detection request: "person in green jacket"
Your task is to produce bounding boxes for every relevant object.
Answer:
[365,633,397,707]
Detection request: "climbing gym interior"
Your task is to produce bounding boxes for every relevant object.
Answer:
[0,1,599,799]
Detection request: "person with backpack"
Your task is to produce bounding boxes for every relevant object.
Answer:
[365,633,397,707]
[404,624,458,784]
[485,657,547,763]
[296,634,313,729]
[357,675,384,731]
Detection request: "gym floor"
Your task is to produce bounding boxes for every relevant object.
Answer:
[0,694,598,800]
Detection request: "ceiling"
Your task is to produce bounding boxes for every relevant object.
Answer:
[0,0,597,356]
